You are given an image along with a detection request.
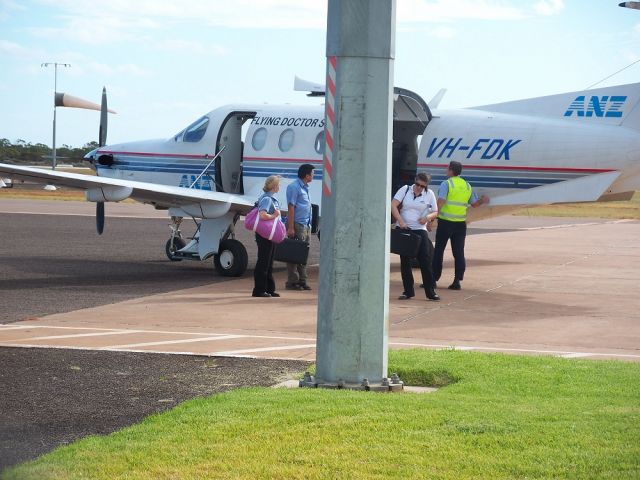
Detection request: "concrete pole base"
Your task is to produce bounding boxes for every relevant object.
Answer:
[299,372,404,392]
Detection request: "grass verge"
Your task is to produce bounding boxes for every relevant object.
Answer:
[514,192,640,219]
[3,349,639,479]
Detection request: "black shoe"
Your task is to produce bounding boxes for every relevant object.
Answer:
[298,283,312,291]
[398,293,414,300]
[268,292,281,297]
[448,280,461,290]
[252,292,271,298]
[426,289,440,301]
[285,283,303,290]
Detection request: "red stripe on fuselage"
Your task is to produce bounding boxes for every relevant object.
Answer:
[98,150,208,159]
[243,156,322,164]
[417,163,615,173]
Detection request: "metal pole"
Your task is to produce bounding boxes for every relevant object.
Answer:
[41,62,70,170]
[310,0,397,389]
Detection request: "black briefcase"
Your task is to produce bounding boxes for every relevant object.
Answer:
[390,228,422,257]
[274,238,310,265]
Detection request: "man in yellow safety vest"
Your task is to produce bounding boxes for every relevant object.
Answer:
[432,161,490,290]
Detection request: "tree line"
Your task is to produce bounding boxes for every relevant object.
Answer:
[0,139,98,165]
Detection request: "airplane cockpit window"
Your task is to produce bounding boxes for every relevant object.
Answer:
[252,127,267,151]
[278,128,295,152]
[314,131,325,155]
[183,116,209,143]
[173,129,185,142]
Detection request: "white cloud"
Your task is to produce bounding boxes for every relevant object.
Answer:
[430,25,457,39]
[397,0,526,23]
[0,0,25,21]
[154,39,229,56]
[533,0,565,16]
[0,39,44,58]
[29,0,565,39]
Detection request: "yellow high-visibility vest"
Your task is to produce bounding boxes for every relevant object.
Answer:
[438,176,472,222]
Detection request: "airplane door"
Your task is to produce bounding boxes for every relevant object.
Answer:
[392,88,431,193]
[216,112,256,194]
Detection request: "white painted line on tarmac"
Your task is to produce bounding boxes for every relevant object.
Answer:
[561,352,593,359]
[103,335,243,349]
[11,331,133,341]
[211,344,317,356]
[0,325,36,330]
[0,324,315,341]
[0,324,236,336]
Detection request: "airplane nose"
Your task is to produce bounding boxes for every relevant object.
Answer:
[84,147,99,161]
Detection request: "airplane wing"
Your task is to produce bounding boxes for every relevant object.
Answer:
[0,163,255,217]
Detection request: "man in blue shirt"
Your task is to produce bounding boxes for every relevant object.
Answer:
[285,163,314,290]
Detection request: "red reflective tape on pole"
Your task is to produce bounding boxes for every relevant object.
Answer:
[323,55,337,197]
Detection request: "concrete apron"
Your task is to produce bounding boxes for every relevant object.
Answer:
[1,220,639,362]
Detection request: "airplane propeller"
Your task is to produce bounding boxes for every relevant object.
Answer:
[96,87,108,235]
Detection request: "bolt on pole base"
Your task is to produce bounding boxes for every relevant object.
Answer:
[299,371,404,392]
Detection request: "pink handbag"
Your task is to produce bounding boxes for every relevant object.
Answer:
[244,206,287,243]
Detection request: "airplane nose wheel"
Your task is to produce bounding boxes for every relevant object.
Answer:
[214,239,248,277]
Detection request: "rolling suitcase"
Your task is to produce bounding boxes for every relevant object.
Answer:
[274,238,310,265]
[390,228,422,257]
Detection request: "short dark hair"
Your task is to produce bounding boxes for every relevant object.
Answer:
[448,161,462,176]
[415,172,430,184]
[298,163,315,179]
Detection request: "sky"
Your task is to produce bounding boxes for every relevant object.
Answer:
[1,0,640,147]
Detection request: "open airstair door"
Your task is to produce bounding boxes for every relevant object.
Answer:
[392,88,432,192]
[215,111,256,194]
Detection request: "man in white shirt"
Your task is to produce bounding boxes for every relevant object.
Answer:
[391,172,440,301]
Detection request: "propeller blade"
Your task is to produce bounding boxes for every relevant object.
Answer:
[96,201,105,235]
[97,88,108,235]
[99,87,108,148]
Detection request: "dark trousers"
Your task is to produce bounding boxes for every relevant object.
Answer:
[400,229,435,297]
[432,219,467,282]
[253,233,276,295]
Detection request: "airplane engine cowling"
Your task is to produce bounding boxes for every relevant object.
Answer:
[86,186,133,203]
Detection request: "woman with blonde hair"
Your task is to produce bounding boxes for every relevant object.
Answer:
[252,175,282,297]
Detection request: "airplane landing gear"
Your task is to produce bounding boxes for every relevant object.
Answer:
[165,237,186,261]
[165,216,189,261]
[214,239,248,277]
[164,214,249,276]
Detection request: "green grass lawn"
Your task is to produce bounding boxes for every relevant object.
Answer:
[514,191,640,219]
[3,350,640,479]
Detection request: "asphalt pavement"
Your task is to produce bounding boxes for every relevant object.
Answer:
[0,211,320,324]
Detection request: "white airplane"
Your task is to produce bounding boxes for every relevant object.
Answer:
[2,80,640,277]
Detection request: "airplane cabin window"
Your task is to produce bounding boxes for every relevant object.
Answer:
[183,116,209,143]
[314,131,325,154]
[278,128,295,152]
[252,127,267,151]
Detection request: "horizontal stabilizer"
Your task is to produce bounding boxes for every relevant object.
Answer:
[293,76,325,96]
[489,170,621,206]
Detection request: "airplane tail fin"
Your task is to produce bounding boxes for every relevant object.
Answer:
[473,82,640,131]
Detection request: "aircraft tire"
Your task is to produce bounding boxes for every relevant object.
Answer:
[165,237,186,261]
[214,239,248,277]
